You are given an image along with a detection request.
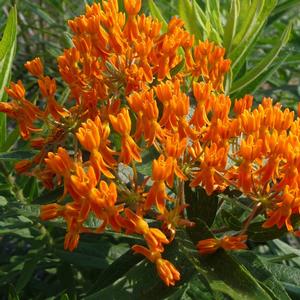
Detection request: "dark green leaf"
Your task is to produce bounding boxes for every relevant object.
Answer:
[0,150,38,160]
[264,262,300,287]
[233,251,291,300]
[34,186,64,204]
[15,258,38,292]
[282,283,300,300]
[186,219,273,300]
[88,249,144,293]
[184,184,219,227]
[54,249,110,269]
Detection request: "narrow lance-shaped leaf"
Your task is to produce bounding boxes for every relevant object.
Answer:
[0,6,17,149]
[231,0,260,49]
[178,0,203,41]
[147,0,168,32]
[205,0,224,36]
[233,251,291,300]
[230,21,291,94]
[223,0,239,54]
[230,0,277,73]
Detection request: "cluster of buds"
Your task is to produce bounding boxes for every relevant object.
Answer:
[1,0,300,286]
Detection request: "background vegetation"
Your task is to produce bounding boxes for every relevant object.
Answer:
[1,0,300,299]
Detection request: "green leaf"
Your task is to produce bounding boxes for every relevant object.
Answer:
[231,0,260,49]
[269,240,300,267]
[136,146,159,176]
[178,0,203,41]
[57,263,75,296]
[88,249,144,293]
[0,195,8,206]
[147,0,168,32]
[85,239,213,300]
[282,283,300,300]
[231,54,289,98]
[230,0,278,73]
[264,262,300,287]
[233,251,291,300]
[223,0,239,54]
[0,127,20,152]
[220,210,242,231]
[54,249,110,269]
[270,0,300,22]
[184,184,219,227]
[205,0,223,37]
[60,294,70,300]
[34,186,64,204]
[246,221,286,242]
[0,150,38,160]
[0,6,17,148]
[8,285,20,300]
[230,21,291,94]
[164,274,215,300]
[15,258,38,292]
[186,219,273,300]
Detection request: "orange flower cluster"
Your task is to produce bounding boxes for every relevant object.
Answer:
[2,0,300,286]
[197,235,248,255]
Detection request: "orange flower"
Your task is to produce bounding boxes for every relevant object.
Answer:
[190,82,213,129]
[2,81,42,139]
[76,117,115,179]
[40,203,64,220]
[69,164,98,204]
[91,181,124,233]
[15,159,32,173]
[197,235,248,255]
[124,208,169,251]
[263,186,299,232]
[5,80,26,100]
[109,108,141,164]
[24,57,44,77]
[45,147,73,177]
[234,95,253,115]
[186,40,231,90]
[38,76,69,120]
[157,205,194,241]
[145,155,172,212]
[124,0,141,15]
[191,143,228,195]
[127,90,164,146]
[164,134,187,187]
[132,245,180,286]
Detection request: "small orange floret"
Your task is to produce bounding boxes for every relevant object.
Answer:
[109,108,141,164]
[45,147,73,176]
[124,0,141,15]
[15,159,32,173]
[197,235,247,255]
[156,257,181,286]
[40,203,64,220]
[5,80,26,100]
[132,245,180,286]
[24,57,44,77]
[125,209,169,251]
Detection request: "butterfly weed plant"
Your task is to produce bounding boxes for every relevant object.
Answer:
[1,0,300,299]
